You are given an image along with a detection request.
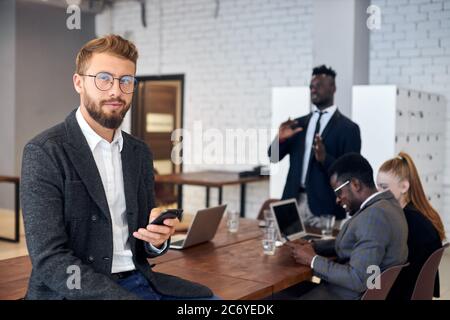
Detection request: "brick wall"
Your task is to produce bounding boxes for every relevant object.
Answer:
[108,0,313,217]
[106,0,450,233]
[370,0,450,238]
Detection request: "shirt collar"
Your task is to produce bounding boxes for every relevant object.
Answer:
[75,107,123,152]
[312,104,337,115]
[360,190,386,210]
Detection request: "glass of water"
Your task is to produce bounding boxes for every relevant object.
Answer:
[227,210,239,233]
[263,209,276,229]
[320,214,336,238]
[262,226,277,255]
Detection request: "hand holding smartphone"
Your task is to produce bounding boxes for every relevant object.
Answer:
[150,209,183,226]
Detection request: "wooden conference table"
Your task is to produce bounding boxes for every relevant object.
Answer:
[0,175,20,243]
[155,170,269,217]
[0,218,312,300]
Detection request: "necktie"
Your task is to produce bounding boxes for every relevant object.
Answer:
[301,110,327,186]
[313,110,326,137]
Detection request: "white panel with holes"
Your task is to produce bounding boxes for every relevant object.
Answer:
[352,85,446,214]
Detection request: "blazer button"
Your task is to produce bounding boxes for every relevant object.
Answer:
[103,256,110,261]
[91,215,98,222]
[88,255,95,263]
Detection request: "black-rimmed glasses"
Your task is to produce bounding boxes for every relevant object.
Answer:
[80,72,137,94]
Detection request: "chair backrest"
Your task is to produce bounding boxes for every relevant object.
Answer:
[256,198,280,220]
[411,243,449,300]
[153,168,177,206]
[361,263,410,300]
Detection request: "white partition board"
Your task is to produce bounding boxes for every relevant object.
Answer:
[270,87,310,199]
[352,85,397,178]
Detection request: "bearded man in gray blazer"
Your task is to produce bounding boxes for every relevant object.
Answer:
[286,153,408,300]
[20,35,212,300]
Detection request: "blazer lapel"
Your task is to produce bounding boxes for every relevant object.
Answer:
[62,110,111,223]
[321,109,341,141]
[121,136,140,232]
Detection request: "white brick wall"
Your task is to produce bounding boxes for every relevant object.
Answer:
[107,0,313,217]
[370,0,450,238]
[105,0,450,233]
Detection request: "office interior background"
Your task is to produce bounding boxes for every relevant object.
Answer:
[0,0,449,299]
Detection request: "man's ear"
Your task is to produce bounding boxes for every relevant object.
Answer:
[328,77,336,93]
[350,178,362,192]
[73,73,83,94]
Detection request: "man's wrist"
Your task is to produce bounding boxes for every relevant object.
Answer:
[310,255,318,269]
[146,240,167,254]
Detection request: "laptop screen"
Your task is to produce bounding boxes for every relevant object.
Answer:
[271,200,304,238]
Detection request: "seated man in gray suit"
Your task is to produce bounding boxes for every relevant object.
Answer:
[285,153,408,300]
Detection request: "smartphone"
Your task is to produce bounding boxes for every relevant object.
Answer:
[150,209,183,226]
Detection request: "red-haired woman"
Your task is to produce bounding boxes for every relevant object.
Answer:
[376,152,446,300]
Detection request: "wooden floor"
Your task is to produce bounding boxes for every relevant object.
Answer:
[1,207,449,299]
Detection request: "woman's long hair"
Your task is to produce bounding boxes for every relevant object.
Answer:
[379,152,446,241]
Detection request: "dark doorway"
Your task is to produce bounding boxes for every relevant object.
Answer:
[132,75,184,207]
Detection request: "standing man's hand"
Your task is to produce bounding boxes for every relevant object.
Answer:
[278,118,303,143]
[313,134,326,164]
[133,208,179,248]
[285,241,317,266]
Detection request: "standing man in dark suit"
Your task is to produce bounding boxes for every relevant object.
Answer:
[269,65,361,225]
[20,35,212,300]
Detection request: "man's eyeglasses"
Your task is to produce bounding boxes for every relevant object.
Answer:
[334,180,350,197]
[79,72,137,94]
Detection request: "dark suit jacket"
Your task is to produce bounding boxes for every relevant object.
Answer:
[387,203,442,300]
[268,110,361,219]
[20,110,212,299]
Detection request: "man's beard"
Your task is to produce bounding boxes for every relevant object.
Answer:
[83,92,130,129]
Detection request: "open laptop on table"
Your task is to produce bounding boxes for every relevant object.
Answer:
[170,205,227,250]
[270,198,326,243]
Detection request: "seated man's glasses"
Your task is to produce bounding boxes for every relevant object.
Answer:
[79,72,137,94]
[334,180,350,197]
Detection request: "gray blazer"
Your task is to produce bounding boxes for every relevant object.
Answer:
[309,191,408,300]
[20,110,212,299]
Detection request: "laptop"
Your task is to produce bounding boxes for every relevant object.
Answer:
[170,205,227,249]
[270,198,324,243]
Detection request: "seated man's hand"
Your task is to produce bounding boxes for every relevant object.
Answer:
[291,238,311,246]
[285,241,317,266]
[133,208,179,248]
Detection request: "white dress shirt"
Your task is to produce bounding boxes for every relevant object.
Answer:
[359,191,385,211]
[76,107,165,273]
[301,105,337,187]
[76,108,135,273]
